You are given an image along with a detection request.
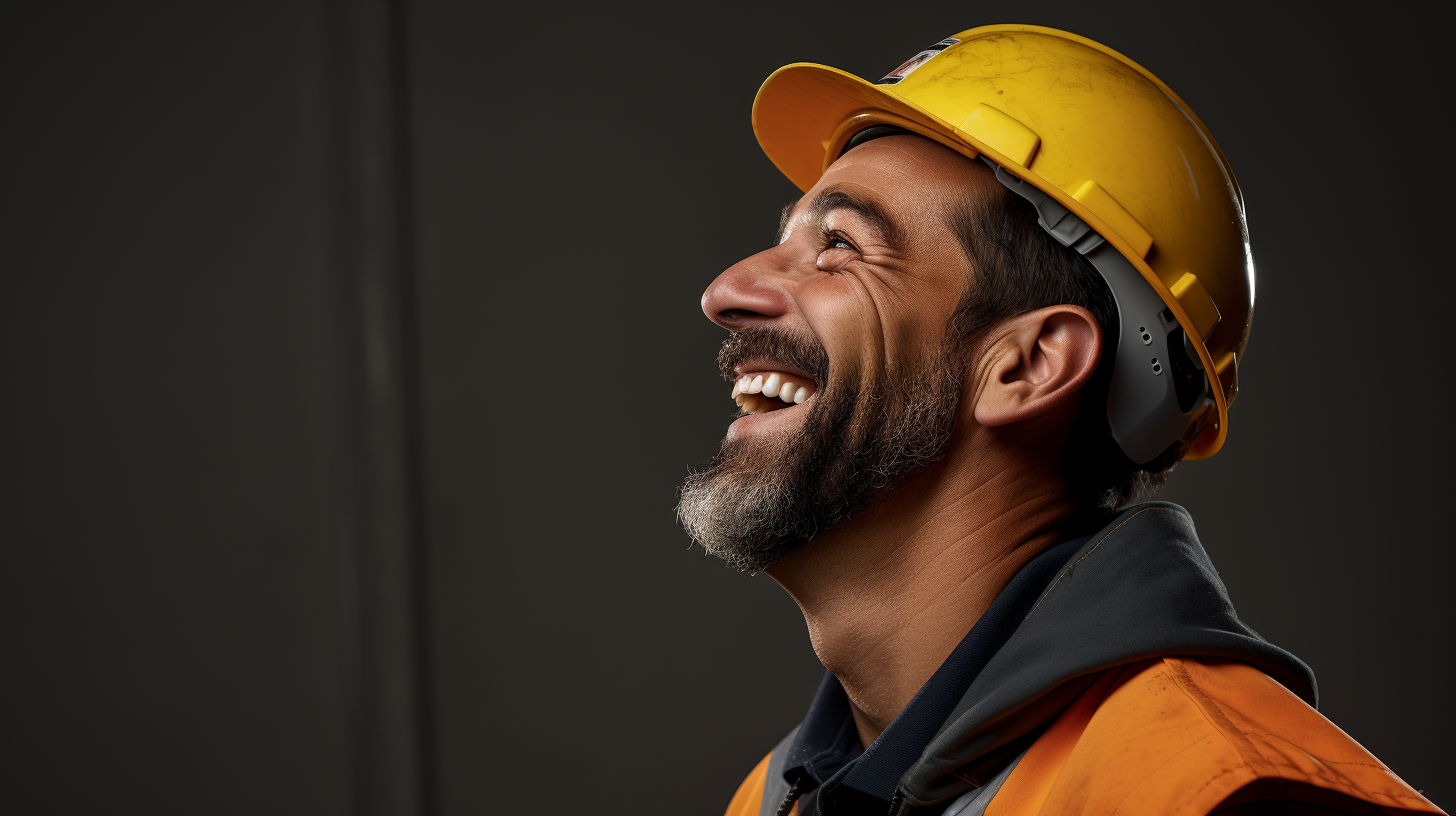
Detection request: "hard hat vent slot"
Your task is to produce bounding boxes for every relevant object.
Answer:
[1151,358,1162,375]
[1139,326,1152,345]
[1166,326,1210,413]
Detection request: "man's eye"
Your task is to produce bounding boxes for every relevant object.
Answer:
[826,234,856,251]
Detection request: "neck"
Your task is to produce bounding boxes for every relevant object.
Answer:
[766,432,1083,748]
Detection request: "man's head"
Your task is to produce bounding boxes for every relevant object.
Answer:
[677,135,1172,572]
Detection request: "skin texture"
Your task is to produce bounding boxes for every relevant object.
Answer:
[700,136,1104,747]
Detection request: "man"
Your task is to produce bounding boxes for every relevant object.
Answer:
[677,26,1443,816]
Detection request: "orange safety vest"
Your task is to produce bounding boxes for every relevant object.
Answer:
[725,657,1443,816]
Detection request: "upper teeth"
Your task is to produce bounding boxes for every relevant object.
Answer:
[731,371,813,413]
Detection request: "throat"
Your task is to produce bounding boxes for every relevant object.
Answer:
[765,455,1082,746]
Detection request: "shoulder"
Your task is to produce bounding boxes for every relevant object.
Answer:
[723,726,799,816]
[723,749,772,816]
[1149,657,1436,812]
[993,657,1442,815]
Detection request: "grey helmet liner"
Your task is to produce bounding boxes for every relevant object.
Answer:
[984,159,1213,464]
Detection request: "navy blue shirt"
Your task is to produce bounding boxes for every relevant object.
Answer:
[780,534,1092,815]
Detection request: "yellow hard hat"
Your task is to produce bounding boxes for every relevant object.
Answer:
[752,25,1251,462]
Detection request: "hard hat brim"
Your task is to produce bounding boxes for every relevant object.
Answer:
[751,62,1229,459]
[754,63,997,191]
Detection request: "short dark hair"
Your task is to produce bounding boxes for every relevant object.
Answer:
[944,167,1179,510]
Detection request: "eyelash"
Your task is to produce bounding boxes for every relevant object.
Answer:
[821,230,858,253]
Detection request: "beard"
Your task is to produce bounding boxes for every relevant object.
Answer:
[676,327,964,573]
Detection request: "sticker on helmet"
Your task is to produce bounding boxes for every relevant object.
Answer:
[876,38,960,85]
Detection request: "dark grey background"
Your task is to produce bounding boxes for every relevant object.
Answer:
[3,2,1449,814]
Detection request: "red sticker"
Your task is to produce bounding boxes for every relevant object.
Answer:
[877,38,960,85]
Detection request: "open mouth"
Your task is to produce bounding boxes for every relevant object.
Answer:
[731,370,817,415]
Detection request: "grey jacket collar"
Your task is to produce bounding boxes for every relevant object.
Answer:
[899,502,1314,804]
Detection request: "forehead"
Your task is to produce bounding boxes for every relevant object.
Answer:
[801,135,990,218]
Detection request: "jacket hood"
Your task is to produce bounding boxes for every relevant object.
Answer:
[900,501,1316,805]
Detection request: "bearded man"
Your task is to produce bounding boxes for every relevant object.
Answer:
[677,26,1442,816]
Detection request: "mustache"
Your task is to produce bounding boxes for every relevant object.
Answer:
[716,327,831,386]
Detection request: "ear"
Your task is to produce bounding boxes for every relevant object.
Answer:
[973,305,1102,427]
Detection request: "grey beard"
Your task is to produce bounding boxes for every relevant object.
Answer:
[675,443,803,573]
[676,360,962,574]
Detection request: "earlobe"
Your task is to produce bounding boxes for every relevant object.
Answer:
[973,306,1102,428]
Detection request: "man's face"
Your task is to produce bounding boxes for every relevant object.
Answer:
[677,136,998,572]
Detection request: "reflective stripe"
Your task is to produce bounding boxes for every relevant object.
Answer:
[757,726,800,816]
[940,748,1028,816]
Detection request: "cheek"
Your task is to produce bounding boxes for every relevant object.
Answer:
[798,273,966,386]
[796,273,957,384]
[796,275,887,380]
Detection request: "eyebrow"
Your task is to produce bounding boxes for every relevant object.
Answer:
[776,187,905,249]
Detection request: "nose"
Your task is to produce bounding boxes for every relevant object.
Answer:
[701,248,794,330]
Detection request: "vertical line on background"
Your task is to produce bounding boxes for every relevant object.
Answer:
[319,0,431,813]
[387,0,437,813]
